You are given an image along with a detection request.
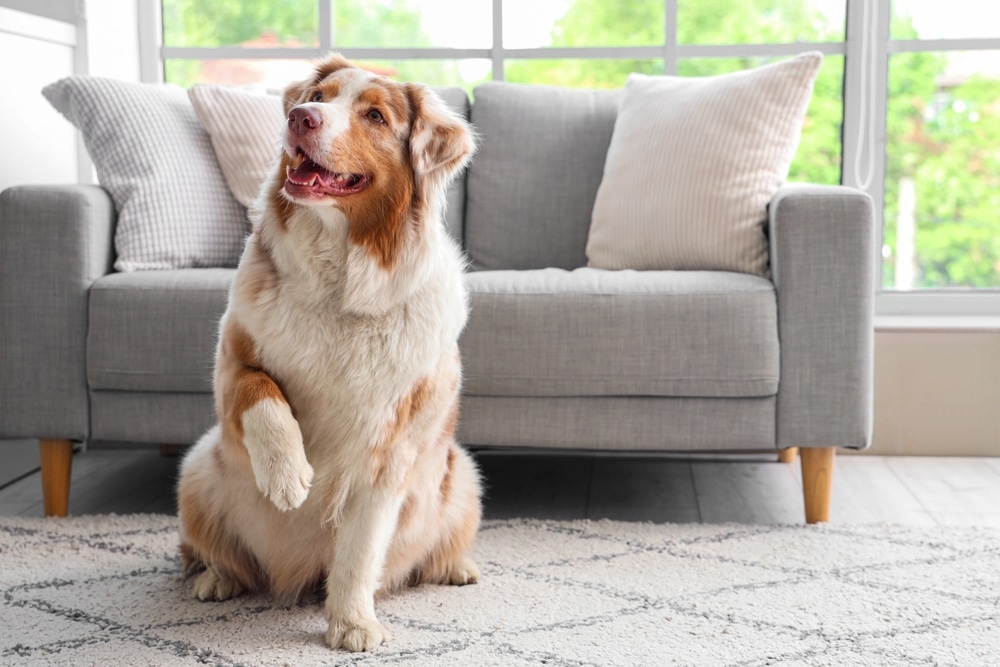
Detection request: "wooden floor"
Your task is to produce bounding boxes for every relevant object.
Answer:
[2,447,1000,526]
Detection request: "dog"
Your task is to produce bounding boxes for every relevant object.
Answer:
[176,54,482,653]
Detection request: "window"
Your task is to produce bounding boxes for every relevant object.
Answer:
[143,0,1000,317]
[883,1,1000,291]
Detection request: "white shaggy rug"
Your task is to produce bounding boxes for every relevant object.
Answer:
[2,515,999,666]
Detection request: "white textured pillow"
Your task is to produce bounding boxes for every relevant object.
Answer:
[43,77,249,272]
[188,86,285,208]
[587,52,823,278]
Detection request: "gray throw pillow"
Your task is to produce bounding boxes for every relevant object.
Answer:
[43,76,249,271]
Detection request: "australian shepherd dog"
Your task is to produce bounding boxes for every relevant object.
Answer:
[177,54,482,652]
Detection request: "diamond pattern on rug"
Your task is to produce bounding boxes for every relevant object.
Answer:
[3,515,1000,666]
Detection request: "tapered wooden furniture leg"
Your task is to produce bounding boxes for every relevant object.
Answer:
[800,447,835,524]
[777,447,799,463]
[39,439,74,517]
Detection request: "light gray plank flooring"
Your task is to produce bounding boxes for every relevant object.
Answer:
[2,447,1000,526]
[691,459,803,524]
[588,455,699,523]
[882,456,1000,526]
[827,456,940,526]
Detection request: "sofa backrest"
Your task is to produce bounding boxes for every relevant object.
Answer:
[464,82,620,270]
[434,87,473,245]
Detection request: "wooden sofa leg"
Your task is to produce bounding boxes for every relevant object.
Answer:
[777,447,799,463]
[39,439,74,517]
[800,447,835,524]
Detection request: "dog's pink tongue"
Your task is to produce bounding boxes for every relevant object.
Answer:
[290,159,332,185]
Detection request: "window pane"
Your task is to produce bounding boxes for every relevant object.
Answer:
[161,0,318,48]
[883,51,1000,290]
[503,0,663,48]
[892,1,1000,41]
[164,58,489,93]
[332,0,491,48]
[678,56,844,186]
[504,59,663,89]
[164,59,315,89]
[347,60,492,94]
[678,0,845,45]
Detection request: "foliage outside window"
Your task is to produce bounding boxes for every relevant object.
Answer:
[882,1,1000,289]
[156,0,1000,294]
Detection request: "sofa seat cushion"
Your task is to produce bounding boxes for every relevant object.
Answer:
[88,269,234,392]
[461,268,778,398]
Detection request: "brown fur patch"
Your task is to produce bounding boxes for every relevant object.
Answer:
[268,156,298,231]
[216,319,288,443]
[281,54,352,116]
[370,375,435,485]
[438,446,457,506]
[312,54,353,86]
[178,541,201,576]
[267,555,327,603]
[178,469,264,591]
[411,445,481,587]
[340,80,416,270]
[404,83,475,196]
[395,375,434,435]
[241,238,280,305]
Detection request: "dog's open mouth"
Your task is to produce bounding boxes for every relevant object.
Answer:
[285,148,370,198]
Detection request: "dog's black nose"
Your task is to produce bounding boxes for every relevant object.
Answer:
[289,107,323,136]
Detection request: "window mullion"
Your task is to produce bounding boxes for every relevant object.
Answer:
[319,0,332,51]
[664,0,677,75]
[492,0,503,81]
[138,0,163,84]
[843,0,890,294]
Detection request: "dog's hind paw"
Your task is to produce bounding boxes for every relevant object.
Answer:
[445,556,480,586]
[325,617,389,652]
[192,566,244,601]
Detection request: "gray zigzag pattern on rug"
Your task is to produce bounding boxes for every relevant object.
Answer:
[2,515,999,666]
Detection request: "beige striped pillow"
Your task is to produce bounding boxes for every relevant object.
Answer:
[587,52,823,278]
[188,85,285,208]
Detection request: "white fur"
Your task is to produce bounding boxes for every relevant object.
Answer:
[178,60,481,655]
[242,397,313,512]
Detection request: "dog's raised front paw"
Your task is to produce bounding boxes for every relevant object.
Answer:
[242,398,314,511]
[255,453,314,511]
[325,617,389,652]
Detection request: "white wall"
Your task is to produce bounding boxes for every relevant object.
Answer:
[867,330,1000,457]
[85,0,140,81]
[0,0,141,192]
[0,7,79,192]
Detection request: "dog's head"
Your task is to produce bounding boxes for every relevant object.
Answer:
[278,55,474,230]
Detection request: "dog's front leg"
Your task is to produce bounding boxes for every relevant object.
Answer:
[324,487,403,652]
[216,316,313,511]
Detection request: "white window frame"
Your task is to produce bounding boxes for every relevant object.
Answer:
[137,0,1000,326]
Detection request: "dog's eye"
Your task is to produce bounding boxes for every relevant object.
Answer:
[366,109,385,124]
[311,91,323,103]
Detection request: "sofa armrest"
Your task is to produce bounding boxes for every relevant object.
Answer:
[0,185,116,440]
[769,183,875,450]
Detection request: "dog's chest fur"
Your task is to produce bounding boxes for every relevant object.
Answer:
[233,207,468,450]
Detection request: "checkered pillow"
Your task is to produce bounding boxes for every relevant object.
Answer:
[43,77,249,271]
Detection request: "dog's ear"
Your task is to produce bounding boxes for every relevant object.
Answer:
[404,83,476,200]
[283,53,354,117]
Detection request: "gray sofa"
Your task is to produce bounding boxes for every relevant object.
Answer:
[0,82,874,522]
